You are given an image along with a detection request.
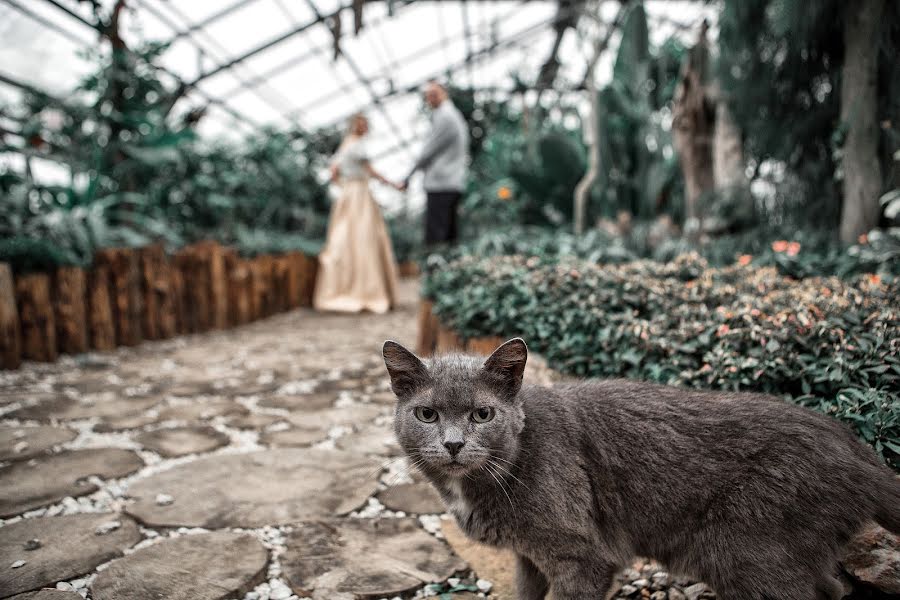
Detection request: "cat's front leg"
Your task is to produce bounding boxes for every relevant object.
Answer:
[515,554,549,600]
[546,559,616,600]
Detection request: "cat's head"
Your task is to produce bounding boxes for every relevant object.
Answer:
[382,338,528,479]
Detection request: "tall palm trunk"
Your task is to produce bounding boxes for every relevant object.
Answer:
[839,0,884,244]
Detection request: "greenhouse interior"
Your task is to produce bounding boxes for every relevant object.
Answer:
[0,1,898,599]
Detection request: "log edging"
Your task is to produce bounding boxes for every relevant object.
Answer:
[0,242,320,369]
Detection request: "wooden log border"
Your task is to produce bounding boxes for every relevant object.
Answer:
[416,297,508,358]
[0,244,322,370]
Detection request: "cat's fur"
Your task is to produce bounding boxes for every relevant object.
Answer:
[382,338,900,600]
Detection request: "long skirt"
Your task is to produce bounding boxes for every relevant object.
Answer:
[313,179,399,314]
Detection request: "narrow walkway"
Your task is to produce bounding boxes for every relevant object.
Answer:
[1,278,701,600]
[0,279,474,600]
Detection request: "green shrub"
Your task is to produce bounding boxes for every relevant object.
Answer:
[423,254,900,468]
[423,225,900,280]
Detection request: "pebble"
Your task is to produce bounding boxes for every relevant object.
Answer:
[475,579,493,593]
[268,579,293,600]
[634,578,650,589]
[683,583,710,600]
[650,592,667,600]
[56,582,76,591]
[668,590,686,600]
[620,584,637,596]
[447,577,461,587]
[95,520,122,535]
[11,559,26,568]
[23,538,42,550]
[155,493,174,506]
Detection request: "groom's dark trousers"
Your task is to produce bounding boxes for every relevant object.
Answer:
[425,190,461,245]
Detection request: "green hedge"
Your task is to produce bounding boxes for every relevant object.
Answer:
[423,254,900,469]
[420,225,900,280]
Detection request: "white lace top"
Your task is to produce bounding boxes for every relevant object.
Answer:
[334,139,369,180]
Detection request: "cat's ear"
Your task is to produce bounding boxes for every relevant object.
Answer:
[382,340,430,399]
[481,338,528,400]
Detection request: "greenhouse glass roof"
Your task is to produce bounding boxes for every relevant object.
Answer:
[1,0,714,194]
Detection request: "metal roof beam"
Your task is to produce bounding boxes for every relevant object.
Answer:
[303,0,414,159]
[168,0,264,43]
[135,0,298,123]
[290,0,529,119]
[32,0,261,132]
[216,0,416,108]
[186,0,376,87]
[324,4,581,130]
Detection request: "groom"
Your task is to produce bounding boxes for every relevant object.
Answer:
[402,81,469,245]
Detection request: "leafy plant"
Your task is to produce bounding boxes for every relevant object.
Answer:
[423,254,900,469]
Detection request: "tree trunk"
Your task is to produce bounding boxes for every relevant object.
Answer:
[712,87,745,191]
[204,241,229,329]
[573,4,626,235]
[416,299,439,357]
[285,252,303,309]
[672,21,715,234]
[226,252,252,326]
[15,273,57,362]
[170,263,187,335]
[298,254,318,307]
[271,255,291,314]
[139,245,163,340]
[466,336,507,356]
[436,324,464,354]
[139,244,178,340]
[54,266,89,355]
[0,264,22,369]
[840,0,885,244]
[249,257,269,320]
[88,263,116,351]
[95,248,142,346]
[174,245,212,333]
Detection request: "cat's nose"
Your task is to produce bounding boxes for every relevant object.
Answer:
[444,441,465,457]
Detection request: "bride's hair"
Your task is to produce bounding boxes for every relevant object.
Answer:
[334,112,367,158]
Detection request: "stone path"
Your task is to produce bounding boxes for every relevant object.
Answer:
[1,279,480,600]
[4,277,888,600]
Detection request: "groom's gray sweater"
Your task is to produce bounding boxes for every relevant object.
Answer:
[409,100,469,193]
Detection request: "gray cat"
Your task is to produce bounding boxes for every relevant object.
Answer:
[382,338,900,600]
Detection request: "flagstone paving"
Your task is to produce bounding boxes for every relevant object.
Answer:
[0,277,773,600]
[0,279,493,600]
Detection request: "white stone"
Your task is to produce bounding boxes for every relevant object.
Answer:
[11,560,25,568]
[476,579,493,593]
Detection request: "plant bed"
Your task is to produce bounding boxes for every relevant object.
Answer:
[422,253,900,468]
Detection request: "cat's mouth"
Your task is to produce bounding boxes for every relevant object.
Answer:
[440,457,477,475]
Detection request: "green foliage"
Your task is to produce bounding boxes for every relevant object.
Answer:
[0,42,332,272]
[508,131,586,226]
[423,254,900,469]
[717,0,900,229]
[591,4,686,222]
[424,224,900,279]
[385,210,423,264]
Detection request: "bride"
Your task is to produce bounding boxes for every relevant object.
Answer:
[313,113,401,314]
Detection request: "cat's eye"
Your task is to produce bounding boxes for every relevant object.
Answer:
[415,406,438,423]
[472,407,495,423]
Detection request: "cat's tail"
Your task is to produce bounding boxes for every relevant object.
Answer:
[873,472,900,534]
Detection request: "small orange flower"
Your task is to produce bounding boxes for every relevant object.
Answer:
[858,233,868,245]
[738,254,752,266]
[717,324,730,337]
[771,240,789,253]
[869,274,881,285]
[497,186,512,200]
[786,241,801,256]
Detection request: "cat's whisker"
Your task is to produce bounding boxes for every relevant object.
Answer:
[488,457,530,491]
[383,456,428,487]
[483,462,515,511]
